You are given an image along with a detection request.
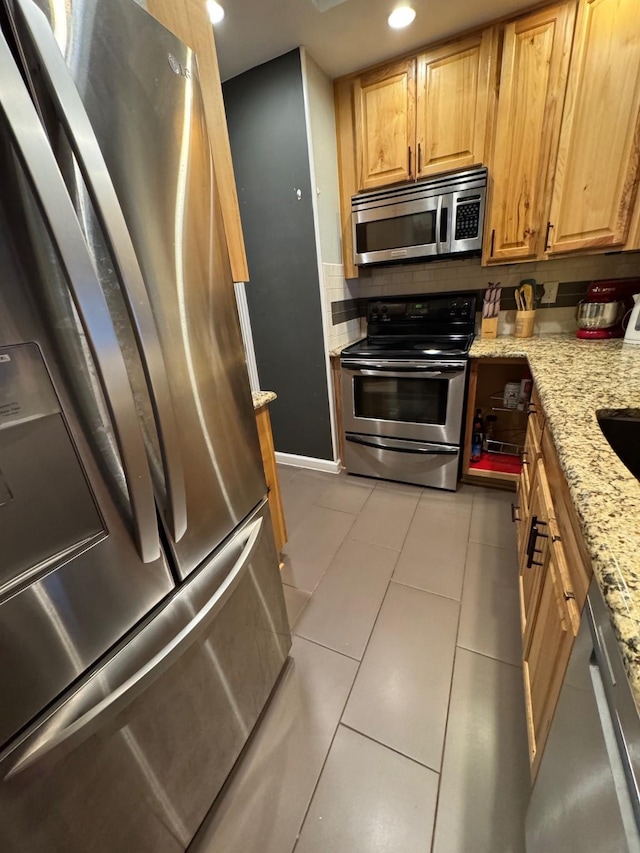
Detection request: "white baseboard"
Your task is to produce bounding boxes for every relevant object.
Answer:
[275,451,340,474]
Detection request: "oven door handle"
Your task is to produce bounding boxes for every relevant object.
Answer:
[359,369,444,378]
[346,435,458,455]
[341,361,466,375]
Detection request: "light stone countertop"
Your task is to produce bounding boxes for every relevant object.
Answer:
[252,390,277,410]
[471,333,640,705]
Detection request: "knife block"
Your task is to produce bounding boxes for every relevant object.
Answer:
[481,317,499,339]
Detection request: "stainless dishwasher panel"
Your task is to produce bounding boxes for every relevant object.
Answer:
[0,499,291,853]
[526,580,640,853]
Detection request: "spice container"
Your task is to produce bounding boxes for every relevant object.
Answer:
[503,382,521,409]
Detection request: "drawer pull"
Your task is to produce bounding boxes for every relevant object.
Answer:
[526,516,547,568]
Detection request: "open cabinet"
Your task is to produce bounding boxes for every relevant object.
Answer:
[463,357,532,486]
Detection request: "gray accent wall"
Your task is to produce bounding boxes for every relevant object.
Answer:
[223,50,333,461]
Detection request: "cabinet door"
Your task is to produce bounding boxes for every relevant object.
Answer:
[354,58,416,190]
[523,536,579,776]
[547,0,640,254]
[515,413,542,581]
[486,2,577,263]
[415,30,496,178]
[519,462,551,646]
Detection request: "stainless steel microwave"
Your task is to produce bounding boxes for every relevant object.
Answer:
[352,167,487,266]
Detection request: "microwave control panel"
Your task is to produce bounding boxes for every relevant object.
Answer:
[454,197,481,240]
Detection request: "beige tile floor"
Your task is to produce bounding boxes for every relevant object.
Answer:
[192,468,531,853]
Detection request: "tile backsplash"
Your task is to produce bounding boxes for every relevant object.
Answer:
[324,252,640,351]
[321,262,365,352]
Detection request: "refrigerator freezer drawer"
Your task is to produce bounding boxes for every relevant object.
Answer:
[0,499,291,852]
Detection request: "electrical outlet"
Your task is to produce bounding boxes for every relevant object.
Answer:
[541,281,559,304]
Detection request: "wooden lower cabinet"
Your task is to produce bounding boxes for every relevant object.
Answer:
[255,404,287,555]
[522,535,578,779]
[463,357,531,487]
[516,395,584,780]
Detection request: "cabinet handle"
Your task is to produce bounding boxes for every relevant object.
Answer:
[521,450,529,466]
[490,229,495,257]
[526,516,548,568]
[511,503,521,524]
[408,146,412,175]
[564,590,575,601]
[545,221,553,251]
[527,402,538,416]
[418,143,422,173]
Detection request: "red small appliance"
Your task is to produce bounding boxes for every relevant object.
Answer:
[576,279,640,340]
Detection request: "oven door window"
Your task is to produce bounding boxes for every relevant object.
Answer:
[355,210,437,253]
[353,376,448,425]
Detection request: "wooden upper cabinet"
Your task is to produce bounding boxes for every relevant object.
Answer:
[146,0,249,282]
[485,3,576,263]
[547,0,640,254]
[416,30,496,178]
[354,58,416,190]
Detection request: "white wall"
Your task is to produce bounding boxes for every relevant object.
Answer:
[300,48,344,462]
[301,52,342,265]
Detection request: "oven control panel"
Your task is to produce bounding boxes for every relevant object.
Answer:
[368,294,476,324]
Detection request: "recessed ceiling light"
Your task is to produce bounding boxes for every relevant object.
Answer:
[388,6,416,28]
[206,0,225,24]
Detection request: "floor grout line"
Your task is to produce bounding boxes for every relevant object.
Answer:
[429,485,478,853]
[388,578,463,604]
[454,644,523,671]
[292,633,363,663]
[339,722,443,774]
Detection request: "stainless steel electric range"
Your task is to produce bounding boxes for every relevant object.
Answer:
[340,292,477,490]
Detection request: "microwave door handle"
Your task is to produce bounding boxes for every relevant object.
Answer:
[0,31,160,564]
[435,195,444,255]
[14,0,187,542]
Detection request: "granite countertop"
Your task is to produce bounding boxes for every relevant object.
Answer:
[252,390,277,410]
[471,334,640,704]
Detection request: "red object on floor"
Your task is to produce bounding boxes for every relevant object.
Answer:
[469,452,522,476]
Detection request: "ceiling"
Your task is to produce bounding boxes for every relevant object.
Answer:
[214,0,537,82]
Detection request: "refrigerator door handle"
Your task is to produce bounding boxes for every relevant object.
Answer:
[13,0,187,542]
[1,515,264,779]
[0,30,160,564]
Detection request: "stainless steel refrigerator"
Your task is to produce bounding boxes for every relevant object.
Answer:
[0,0,291,849]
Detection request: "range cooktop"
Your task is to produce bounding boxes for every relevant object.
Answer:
[341,334,474,360]
[340,291,477,361]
